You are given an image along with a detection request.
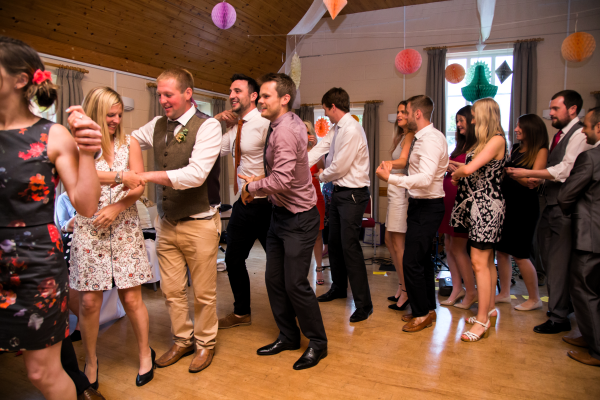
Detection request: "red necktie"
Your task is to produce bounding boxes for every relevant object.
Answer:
[233,119,244,195]
[550,130,562,152]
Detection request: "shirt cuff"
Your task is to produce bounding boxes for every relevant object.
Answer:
[388,174,404,187]
[165,170,183,190]
[545,167,559,182]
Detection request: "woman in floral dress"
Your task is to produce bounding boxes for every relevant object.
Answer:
[69,87,155,388]
[0,36,102,399]
[451,98,508,342]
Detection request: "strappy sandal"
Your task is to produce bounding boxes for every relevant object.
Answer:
[316,266,325,285]
[461,319,490,342]
[388,283,401,302]
[465,309,498,327]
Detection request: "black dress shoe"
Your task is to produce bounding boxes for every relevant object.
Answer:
[534,319,571,334]
[136,348,156,387]
[388,299,409,311]
[317,288,347,302]
[257,339,300,356]
[293,347,327,370]
[350,306,373,323]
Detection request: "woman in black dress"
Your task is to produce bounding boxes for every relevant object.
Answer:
[496,114,548,310]
[0,36,102,399]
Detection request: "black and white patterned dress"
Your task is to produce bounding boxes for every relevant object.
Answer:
[450,134,508,244]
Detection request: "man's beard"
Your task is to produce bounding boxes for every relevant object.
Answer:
[551,117,569,130]
[407,120,418,131]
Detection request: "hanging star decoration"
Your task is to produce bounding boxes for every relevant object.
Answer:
[461,61,498,103]
[323,0,348,20]
[495,60,513,84]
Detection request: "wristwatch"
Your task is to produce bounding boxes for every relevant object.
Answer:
[114,171,123,184]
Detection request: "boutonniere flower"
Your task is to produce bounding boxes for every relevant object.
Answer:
[175,128,188,143]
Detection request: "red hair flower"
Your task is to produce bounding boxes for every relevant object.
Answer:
[32,69,52,85]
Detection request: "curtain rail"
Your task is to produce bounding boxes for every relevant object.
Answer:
[424,37,544,51]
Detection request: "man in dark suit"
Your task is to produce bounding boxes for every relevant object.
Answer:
[557,107,600,367]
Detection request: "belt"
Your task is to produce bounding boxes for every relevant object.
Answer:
[178,214,216,222]
[408,197,443,204]
[333,185,368,192]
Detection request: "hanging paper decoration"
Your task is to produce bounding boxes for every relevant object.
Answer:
[465,61,492,86]
[315,117,330,138]
[561,32,596,63]
[395,49,422,75]
[477,0,497,43]
[211,1,237,30]
[323,0,347,20]
[495,60,513,84]
[445,63,466,84]
[351,114,360,122]
[461,63,498,103]
[290,53,301,89]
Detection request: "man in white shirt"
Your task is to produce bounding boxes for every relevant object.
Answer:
[308,88,373,323]
[213,74,271,329]
[508,90,591,335]
[376,95,448,333]
[133,68,223,373]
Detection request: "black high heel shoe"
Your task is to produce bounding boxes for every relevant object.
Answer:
[388,290,409,311]
[136,348,156,387]
[84,359,99,390]
[387,283,401,302]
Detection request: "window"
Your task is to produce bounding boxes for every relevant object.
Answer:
[445,50,513,153]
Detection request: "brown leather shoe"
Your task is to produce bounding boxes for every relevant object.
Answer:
[218,313,251,329]
[189,348,214,373]
[567,350,600,366]
[402,310,437,322]
[155,343,194,368]
[563,335,588,348]
[402,313,434,332]
[78,387,105,400]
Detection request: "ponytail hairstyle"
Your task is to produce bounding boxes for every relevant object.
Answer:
[515,114,549,169]
[471,98,505,157]
[82,87,124,161]
[0,36,59,109]
[391,101,408,154]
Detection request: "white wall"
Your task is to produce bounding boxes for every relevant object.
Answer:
[297,0,600,220]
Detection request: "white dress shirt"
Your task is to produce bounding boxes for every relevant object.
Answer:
[308,112,370,188]
[387,123,448,199]
[132,105,222,218]
[546,117,592,182]
[220,107,270,196]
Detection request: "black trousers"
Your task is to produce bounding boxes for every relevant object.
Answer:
[225,198,272,316]
[403,198,445,318]
[328,187,372,310]
[61,336,90,395]
[265,206,327,350]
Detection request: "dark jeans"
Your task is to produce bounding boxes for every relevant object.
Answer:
[225,198,272,316]
[265,206,327,350]
[61,336,90,395]
[328,186,372,310]
[403,198,445,318]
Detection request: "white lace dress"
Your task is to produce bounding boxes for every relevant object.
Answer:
[70,136,152,291]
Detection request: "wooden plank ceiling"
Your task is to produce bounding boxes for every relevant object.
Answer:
[1,0,447,94]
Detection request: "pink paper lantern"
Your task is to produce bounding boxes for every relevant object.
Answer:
[212,1,236,30]
[395,49,422,75]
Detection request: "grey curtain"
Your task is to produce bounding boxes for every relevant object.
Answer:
[593,92,600,108]
[362,103,380,221]
[211,98,230,207]
[145,85,165,203]
[295,106,314,123]
[56,69,84,127]
[425,48,447,134]
[509,41,538,145]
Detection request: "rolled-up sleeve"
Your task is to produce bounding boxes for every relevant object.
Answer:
[547,129,589,182]
[131,117,160,151]
[165,118,222,190]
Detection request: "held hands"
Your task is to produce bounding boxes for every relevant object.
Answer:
[376,161,392,182]
[214,110,238,130]
[505,167,529,179]
[451,165,467,186]
[120,171,146,191]
[92,203,124,230]
[238,174,256,205]
[312,168,324,179]
[526,177,543,189]
[447,160,464,173]
[66,106,102,155]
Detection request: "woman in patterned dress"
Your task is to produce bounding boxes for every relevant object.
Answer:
[69,87,155,388]
[0,36,102,399]
[451,98,508,342]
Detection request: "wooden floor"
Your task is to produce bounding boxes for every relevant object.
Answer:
[2,242,599,400]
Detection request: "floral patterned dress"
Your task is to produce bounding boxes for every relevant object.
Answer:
[70,135,152,291]
[0,119,70,351]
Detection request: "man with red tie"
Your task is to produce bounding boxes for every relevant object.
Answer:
[215,74,271,329]
[507,90,591,334]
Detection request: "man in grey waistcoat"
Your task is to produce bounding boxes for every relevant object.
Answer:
[507,90,591,334]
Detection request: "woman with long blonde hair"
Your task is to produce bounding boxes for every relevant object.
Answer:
[450,97,508,342]
[69,87,156,388]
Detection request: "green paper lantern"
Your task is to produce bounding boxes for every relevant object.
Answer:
[461,64,498,103]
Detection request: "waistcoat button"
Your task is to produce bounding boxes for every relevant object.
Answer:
[164,152,168,156]
[163,164,167,168]
[163,196,167,200]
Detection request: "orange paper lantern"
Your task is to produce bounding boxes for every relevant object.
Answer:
[445,63,466,84]
[561,32,596,62]
[351,114,360,122]
[395,49,422,75]
[323,0,347,20]
[315,117,330,138]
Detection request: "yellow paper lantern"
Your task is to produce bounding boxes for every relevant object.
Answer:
[561,32,596,62]
[445,63,466,84]
[323,0,347,20]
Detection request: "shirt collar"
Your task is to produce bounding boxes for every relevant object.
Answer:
[169,105,196,126]
[561,117,580,134]
[336,112,353,129]
[271,111,293,129]
[415,123,434,139]
[243,107,260,122]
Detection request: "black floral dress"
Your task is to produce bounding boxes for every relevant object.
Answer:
[0,118,69,351]
[450,134,508,244]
